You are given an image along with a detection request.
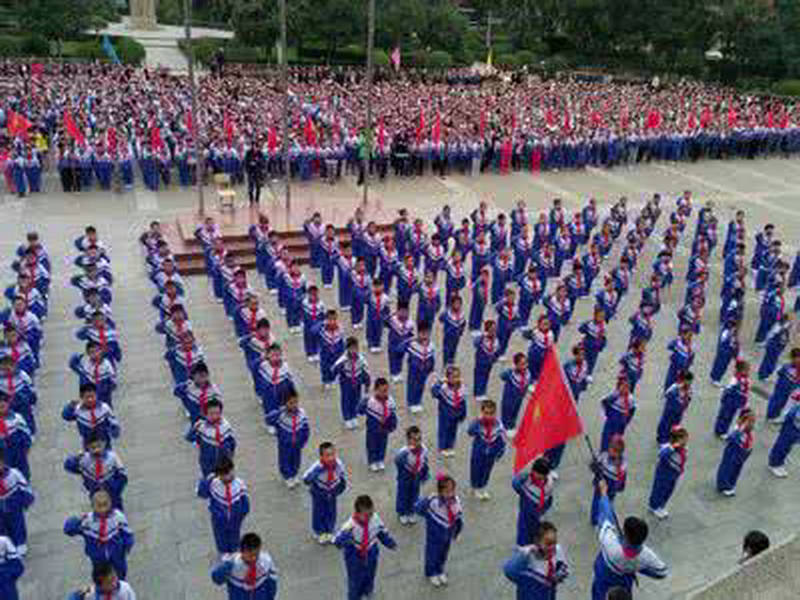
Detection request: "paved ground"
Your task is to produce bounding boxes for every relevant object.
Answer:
[3,158,800,599]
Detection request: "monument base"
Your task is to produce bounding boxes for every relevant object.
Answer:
[129,17,158,31]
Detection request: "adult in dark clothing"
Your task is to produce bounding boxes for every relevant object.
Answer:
[245,145,266,204]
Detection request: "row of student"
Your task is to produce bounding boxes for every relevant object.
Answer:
[0,231,54,599]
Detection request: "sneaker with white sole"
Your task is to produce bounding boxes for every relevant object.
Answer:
[410,405,423,414]
[439,573,448,585]
[391,375,403,384]
[399,516,409,525]
[429,576,442,587]
[550,470,559,481]
[770,465,789,478]
[266,425,276,435]
[378,462,385,471]
[649,507,669,519]
[721,488,736,497]
[407,515,418,524]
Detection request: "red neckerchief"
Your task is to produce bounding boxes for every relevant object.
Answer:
[98,512,108,544]
[506,299,514,319]
[428,285,435,302]
[620,390,630,418]
[98,325,107,351]
[290,410,298,445]
[214,420,222,447]
[246,559,258,590]
[324,459,336,483]
[374,292,381,314]
[595,319,605,339]
[742,429,753,450]
[185,346,193,367]
[249,307,258,331]
[355,513,371,558]
[411,447,422,473]
[676,445,686,474]
[482,416,494,440]
[517,368,527,390]
[89,404,97,428]
[93,357,100,386]
[615,457,626,485]
[350,355,357,381]
[0,411,7,436]
[271,362,280,386]
[358,271,365,287]
[482,279,488,304]
[10,342,19,364]
[0,469,6,496]
[736,373,751,404]
[444,497,456,526]
[199,384,209,415]
[91,452,103,481]
[531,474,547,511]
[6,370,14,396]
[379,397,389,423]
[224,479,232,519]
[486,335,494,355]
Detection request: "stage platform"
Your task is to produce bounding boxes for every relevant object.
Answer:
[165,198,395,275]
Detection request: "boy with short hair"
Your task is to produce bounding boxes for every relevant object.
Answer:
[302,442,348,544]
[332,337,371,429]
[186,398,236,477]
[0,393,32,480]
[467,399,506,500]
[395,426,429,525]
[0,447,34,556]
[174,362,223,424]
[62,383,120,448]
[64,431,128,510]
[69,340,117,407]
[266,389,310,488]
[512,457,555,546]
[359,378,397,471]
[198,455,250,557]
[211,532,278,600]
[254,344,296,433]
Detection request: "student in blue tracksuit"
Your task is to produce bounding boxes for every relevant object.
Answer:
[755,285,786,344]
[211,532,278,600]
[415,474,463,587]
[759,315,792,381]
[500,353,530,433]
[579,306,608,376]
[69,341,117,408]
[386,304,414,382]
[431,366,468,456]
[495,288,523,359]
[491,249,515,304]
[378,237,399,294]
[301,286,325,361]
[656,371,693,444]
[394,254,420,307]
[600,377,636,451]
[197,455,250,556]
[254,344,296,432]
[766,349,800,422]
[64,432,127,511]
[405,326,436,414]
[512,457,555,547]
[302,442,348,544]
[350,260,370,330]
[331,337,371,429]
[522,316,555,383]
[467,399,506,500]
[591,480,668,600]
[0,448,34,555]
[445,252,467,302]
[63,489,134,579]
[416,271,442,330]
[337,248,355,311]
[503,521,569,600]
[359,378,398,471]
[0,395,32,480]
[317,311,345,387]
[365,280,391,352]
[0,358,36,436]
[714,360,750,438]
[648,426,688,520]
[618,338,647,393]
[628,303,654,346]
[185,399,237,477]
[716,408,756,496]
[62,383,120,449]
[266,390,309,488]
[468,268,491,333]
[590,435,627,527]
[768,397,800,478]
[710,318,741,385]
[517,265,544,326]
[663,328,694,391]
[239,319,274,374]
[394,425,430,525]
[334,494,397,600]
[439,294,466,367]
[473,320,503,399]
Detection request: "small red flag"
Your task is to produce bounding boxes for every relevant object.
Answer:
[64,110,86,147]
[562,109,571,134]
[728,105,738,128]
[432,112,441,145]
[780,111,790,129]
[688,111,696,129]
[416,110,426,143]
[268,127,278,152]
[31,63,44,78]
[378,118,385,148]
[185,111,194,137]
[224,112,235,145]
[151,124,164,151]
[304,115,316,146]
[107,127,117,152]
[700,106,712,129]
[7,111,32,140]
[512,346,584,474]
[766,109,774,128]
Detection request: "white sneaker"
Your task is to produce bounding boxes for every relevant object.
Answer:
[430,576,442,587]
[370,347,381,353]
[410,405,423,414]
[369,463,379,472]
[391,375,403,384]
[407,515,418,524]
[317,534,328,545]
[499,355,508,363]
[16,544,27,557]
[324,284,333,289]
[770,466,789,478]
[307,356,316,363]
[769,417,785,425]
[506,428,516,438]
[721,488,736,497]
[481,490,492,501]
[353,323,363,330]
[266,425,276,435]
[586,375,594,384]
[441,449,455,458]
[711,380,723,388]
[399,516,409,525]
[649,507,669,519]
[439,573,448,585]
[378,462,385,471]
[473,488,482,499]
[550,470,559,481]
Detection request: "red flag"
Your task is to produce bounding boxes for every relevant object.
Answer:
[185,111,194,136]
[647,109,662,129]
[416,110,426,143]
[591,110,603,127]
[432,112,441,145]
[766,109,774,128]
[63,110,86,147]
[562,109,571,134]
[479,108,487,138]
[150,123,164,152]
[728,105,738,128]
[780,111,790,129]
[700,106,712,129]
[378,118,385,148]
[268,127,278,152]
[688,111,696,129]
[619,107,628,130]
[108,127,117,152]
[7,111,32,140]
[304,115,316,146]
[31,63,44,78]
[512,345,584,474]
[224,112,235,145]
[546,109,555,127]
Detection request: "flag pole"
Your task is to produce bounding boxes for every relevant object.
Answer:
[279,0,291,213]
[183,0,204,216]
[363,0,375,208]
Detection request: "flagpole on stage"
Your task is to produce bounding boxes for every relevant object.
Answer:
[183,0,204,216]
[279,0,291,213]
[363,0,375,208]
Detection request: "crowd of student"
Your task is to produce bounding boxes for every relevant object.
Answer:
[4,62,800,196]
[2,184,800,598]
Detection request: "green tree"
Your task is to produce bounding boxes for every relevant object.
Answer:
[232,0,278,55]
[20,0,113,40]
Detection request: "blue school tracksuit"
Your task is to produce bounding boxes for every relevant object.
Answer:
[522,327,553,383]
[590,452,627,527]
[595,288,619,323]
[709,326,739,384]
[0,535,23,600]
[755,291,785,344]
[512,471,554,546]
[63,509,134,579]
[0,411,31,480]
[350,271,370,328]
[468,278,490,331]
[438,309,466,367]
[379,246,399,293]
[518,274,543,325]
[424,243,447,279]
[366,291,391,350]
[76,324,122,366]
[386,315,414,378]
[544,295,571,341]
[319,238,340,287]
[301,298,326,359]
[656,384,692,444]
[254,360,295,419]
[591,495,668,600]
[628,310,653,345]
[717,426,754,493]
[467,418,506,489]
[185,417,237,477]
[359,396,398,465]
[0,370,36,436]
[164,344,205,386]
[500,368,530,430]
[473,334,503,398]
[431,381,468,451]
[332,353,371,422]
[766,363,800,420]
[471,241,492,282]
[492,256,515,304]
[238,333,272,374]
[175,381,224,425]
[334,513,397,600]
[503,545,569,600]
[405,340,435,410]
[600,391,636,451]
[663,339,694,391]
[578,319,607,375]
[759,321,791,381]
[714,377,749,437]
[318,326,345,385]
[337,256,355,311]
[63,449,127,510]
[284,275,307,329]
[417,285,442,328]
[302,459,347,536]
[62,401,120,448]
[415,495,463,578]
[513,237,533,278]
[197,474,250,554]
[211,551,278,600]
[445,260,467,301]
[266,406,310,480]
[618,350,645,392]
[648,444,686,512]
[769,403,800,468]
[395,446,430,518]
[394,264,420,307]
[0,467,34,550]
[69,353,116,407]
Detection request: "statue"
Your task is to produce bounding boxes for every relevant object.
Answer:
[130,0,158,30]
